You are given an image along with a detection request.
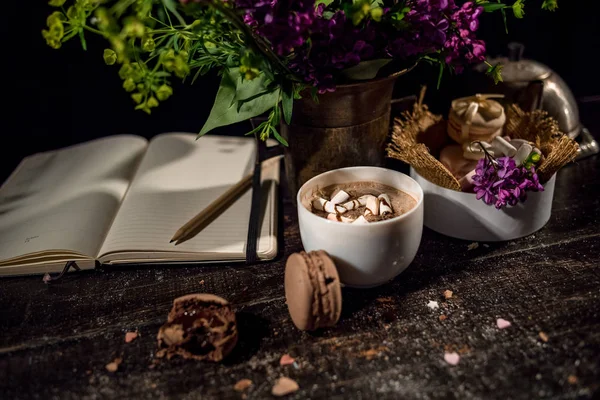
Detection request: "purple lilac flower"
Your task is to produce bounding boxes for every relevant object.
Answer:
[444,2,486,71]
[235,0,317,56]
[387,0,454,59]
[289,11,385,93]
[473,156,545,210]
[206,0,488,92]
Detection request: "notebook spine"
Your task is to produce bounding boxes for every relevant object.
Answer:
[246,138,283,264]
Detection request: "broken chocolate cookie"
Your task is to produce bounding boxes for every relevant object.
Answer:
[156,293,237,362]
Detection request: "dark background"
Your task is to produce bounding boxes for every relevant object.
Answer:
[1,1,598,183]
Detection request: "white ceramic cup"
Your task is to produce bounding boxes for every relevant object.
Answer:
[297,167,424,288]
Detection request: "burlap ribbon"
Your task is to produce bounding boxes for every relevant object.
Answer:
[451,94,505,140]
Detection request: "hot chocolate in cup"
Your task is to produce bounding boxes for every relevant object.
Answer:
[297,167,424,288]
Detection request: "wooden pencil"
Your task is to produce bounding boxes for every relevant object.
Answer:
[170,155,282,245]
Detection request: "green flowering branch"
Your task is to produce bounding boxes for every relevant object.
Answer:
[477,0,558,22]
[41,0,298,145]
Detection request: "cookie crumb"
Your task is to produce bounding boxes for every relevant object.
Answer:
[467,242,479,250]
[233,379,253,392]
[125,331,138,343]
[538,331,549,342]
[105,357,122,373]
[150,383,157,389]
[443,290,453,299]
[376,297,394,303]
[427,300,439,310]
[496,318,511,329]
[199,280,205,285]
[280,354,295,366]
[567,375,578,385]
[271,377,299,397]
[444,352,460,366]
[439,315,447,321]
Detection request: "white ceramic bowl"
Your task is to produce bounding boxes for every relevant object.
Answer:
[410,167,556,241]
[297,167,424,288]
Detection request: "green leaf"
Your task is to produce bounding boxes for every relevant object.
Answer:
[512,0,525,18]
[270,126,288,147]
[78,30,87,51]
[437,62,444,89]
[199,68,280,136]
[236,88,277,112]
[500,7,508,33]
[310,87,320,104]
[160,0,186,25]
[244,122,266,137]
[233,70,273,103]
[282,83,294,125]
[486,64,504,84]
[481,3,507,11]
[541,0,558,11]
[341,59,392,80]
[315,0,335,6]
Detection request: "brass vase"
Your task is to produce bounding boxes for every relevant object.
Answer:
[282,69,413,202]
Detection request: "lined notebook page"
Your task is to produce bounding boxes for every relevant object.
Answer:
[0,135,148,262]
[97,133,277,261]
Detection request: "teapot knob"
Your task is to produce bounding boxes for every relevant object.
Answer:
[507,42,525,61]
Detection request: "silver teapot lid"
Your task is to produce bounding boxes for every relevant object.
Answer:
[487,43,551,82]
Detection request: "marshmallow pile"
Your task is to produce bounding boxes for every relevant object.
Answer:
[312,190,394,224]
[463,136,541,166]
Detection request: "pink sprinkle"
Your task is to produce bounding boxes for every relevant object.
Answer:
[125,331,138,343]
[497,318,512,329]
[279,354,295,366]
[444,352,460,366]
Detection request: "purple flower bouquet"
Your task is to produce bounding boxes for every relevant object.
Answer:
[42,0,559,145]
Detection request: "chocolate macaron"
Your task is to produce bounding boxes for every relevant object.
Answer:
[285,250,342,331]
[156,293,238,362]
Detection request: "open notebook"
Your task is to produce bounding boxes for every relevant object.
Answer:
[0,133,279,277]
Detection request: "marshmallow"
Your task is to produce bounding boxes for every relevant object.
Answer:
[352,216,369,224]
[378,194,393,215]
[344,195,374,211]
[364,196,380,217]
[312,197,346,214]
[490,136,517,157]
[326,213,354,223]
[342,199,362,211]
[329,189,350,205]
[513,143,533,166]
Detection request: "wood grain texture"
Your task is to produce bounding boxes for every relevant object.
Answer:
[1,153,598,400]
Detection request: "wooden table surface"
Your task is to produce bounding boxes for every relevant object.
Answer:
[1,152,599,399]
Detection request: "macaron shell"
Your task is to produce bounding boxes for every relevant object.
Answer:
[306,251,327,329]
[314,251,342,327]
[439,144,478,179]
[285,252,315,331]
[306,251,342,329]
[168,293,230,322]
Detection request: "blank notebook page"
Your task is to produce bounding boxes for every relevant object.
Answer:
[0,135,148,262]
[98,133,277,260]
